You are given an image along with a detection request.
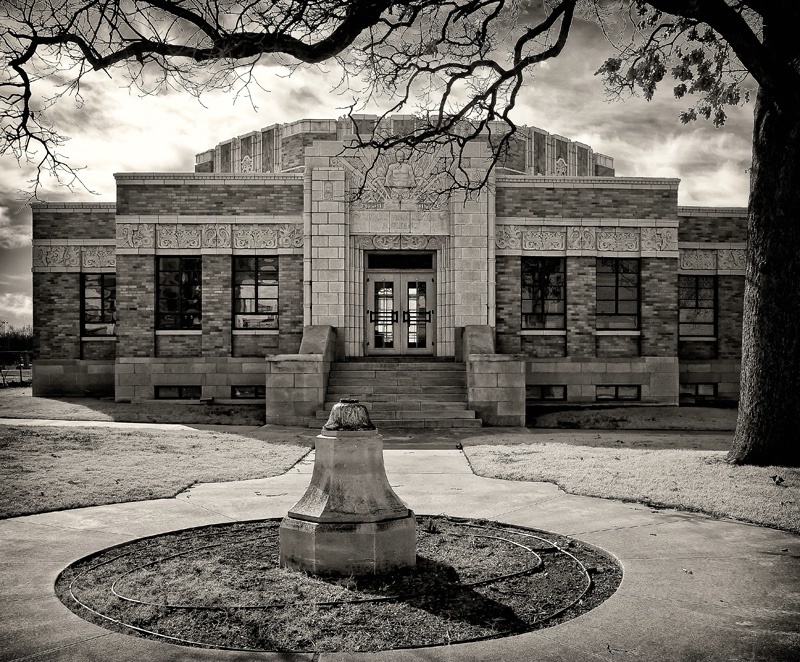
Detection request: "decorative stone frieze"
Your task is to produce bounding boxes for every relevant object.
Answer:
[352,235,446,250]
[202,224,232,248]
[82,246,116,268]
[522,229,565,251]
[117,223,155,249]
[32,245,81,268]
[717,248,746,271]
[117,222,302,250]
[496,225,673,254]
[566,226,596,250]
[641,227,678,251]
[680,249,717,270]
[597,230,640,252]
[495,225,522,250]
[157,224,202,249]
[241,155,253,173]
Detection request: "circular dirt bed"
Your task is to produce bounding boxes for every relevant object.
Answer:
[56,516,621,653]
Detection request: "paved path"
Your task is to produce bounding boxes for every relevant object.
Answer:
[1,444,798,661]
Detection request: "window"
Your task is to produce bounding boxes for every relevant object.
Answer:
[679,275,716,336]
[680,383,717,404]
[157,257,202,330]
[155,385,202,399]
[234,257,278,329]
[596,258,640,329]
[521,257,566,329]
[596,385,640,401]
[527,385,567,401]
[232,385,267,399]
[82,274,116,336]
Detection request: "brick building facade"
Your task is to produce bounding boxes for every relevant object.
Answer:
[31,115,747,425]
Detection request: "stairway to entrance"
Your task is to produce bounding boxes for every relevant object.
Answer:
[314,359,482,429]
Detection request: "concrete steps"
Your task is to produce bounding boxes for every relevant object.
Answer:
[315,359,481,429]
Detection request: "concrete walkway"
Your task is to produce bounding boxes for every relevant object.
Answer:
[1,440,799,661]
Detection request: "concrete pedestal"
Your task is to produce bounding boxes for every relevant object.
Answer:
[279,428,416,575]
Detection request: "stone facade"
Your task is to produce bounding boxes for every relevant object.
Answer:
[31,115,747,416]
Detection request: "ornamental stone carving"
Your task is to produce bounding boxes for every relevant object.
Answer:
[353,235,445,250]
[566,226,596,250]
[597,230,640,252]
[241,155,254,173]
[32,245,81,268]
[323,181,334,201]
[555,157,568,176]
[202,224,232,248]
[641,227,678,252]
[157,225,202,249]
[717,248,746,271]
[278,223,304,248]
[680,249,717,270]
[496,225,522,250]
[234,225,278,249]
[82,246,116,268]
[117,223,155,249]
[522,229,565,251]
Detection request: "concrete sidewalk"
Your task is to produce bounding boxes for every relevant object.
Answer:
[1,445,798,661]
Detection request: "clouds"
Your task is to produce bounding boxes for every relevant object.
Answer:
[0,293,31,328]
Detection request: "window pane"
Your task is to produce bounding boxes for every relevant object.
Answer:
[617,386,640,399]
[596,286,616,301]
[596,386,615,400]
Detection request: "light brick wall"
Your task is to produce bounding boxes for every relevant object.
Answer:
[32,204,115,240]
[494,255,521,353]
[116,254,155,357]
[156,334,202,358]
[82,342,116,361]
[496,185,677,218]
[641,257,678,357]
[596,335,639,358]
[279,254,304,352]
[117,182,303,215]
[521,335,566,358]
[678,208,748,242]
[32,272,81,361]
[719,275,744,359]
[566,257,595,357]
[202,254,232,357]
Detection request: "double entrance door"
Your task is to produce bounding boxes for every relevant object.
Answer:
[365,265,436,356]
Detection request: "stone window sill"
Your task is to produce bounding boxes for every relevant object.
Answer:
[680,336,717,342]
[233,329,279,335]
[593,330,641,336]
[81,336,117,342]
[155,330,202,335]
[519,330,566,336]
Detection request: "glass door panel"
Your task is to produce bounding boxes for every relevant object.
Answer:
[366,270,435,356]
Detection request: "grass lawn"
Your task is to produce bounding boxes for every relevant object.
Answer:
[464,443,800,534]
[0,424,310,518]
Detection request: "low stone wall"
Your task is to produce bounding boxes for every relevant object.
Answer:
[526,356,679,404]
[33,360,115,397]
[114,356,266,402]
[265,325,337,426]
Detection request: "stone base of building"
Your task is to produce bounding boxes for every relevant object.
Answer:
[33,360,115,397]
[279,514,417,576]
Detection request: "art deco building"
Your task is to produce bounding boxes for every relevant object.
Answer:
[31,115,746,427]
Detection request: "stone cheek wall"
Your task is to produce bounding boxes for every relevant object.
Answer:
[31,204,118,396]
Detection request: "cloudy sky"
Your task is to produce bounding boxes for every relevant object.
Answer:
[0,14,754,330]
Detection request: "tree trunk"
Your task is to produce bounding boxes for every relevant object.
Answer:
[727,74,800,466]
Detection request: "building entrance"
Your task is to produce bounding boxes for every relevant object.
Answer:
[364,253,436,356]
